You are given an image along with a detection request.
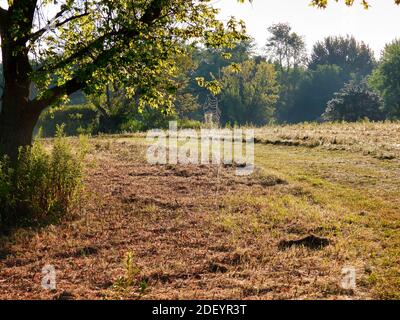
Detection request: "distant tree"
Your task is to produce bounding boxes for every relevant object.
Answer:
[174,93,201,119]
[322,83,384,122]
[369,40,400,119]
[265,23,307,121]
[192,39,255,87]
[265,23,307,72]
[309,36,375,81]
[288,65,344,123]
[220,60,279,126]
[186,40,255,119]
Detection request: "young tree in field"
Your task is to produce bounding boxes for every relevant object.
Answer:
[322,82,384,122]
[309,36,375,81]
[0,0,246,161]
[369,40,400,119]
[220,60,279,126]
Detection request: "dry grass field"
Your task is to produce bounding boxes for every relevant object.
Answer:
[1,122,400,300]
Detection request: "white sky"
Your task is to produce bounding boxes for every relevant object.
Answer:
[0,0,398,59]
[214,0,400,58]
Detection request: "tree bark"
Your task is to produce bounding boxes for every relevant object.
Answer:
[0,104,40,162]
[0,2,40,162]
[0,43,40,161]
[0,52,39,162]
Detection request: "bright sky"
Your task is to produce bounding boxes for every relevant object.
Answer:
[0,0,398,58]
[214,0,400,58]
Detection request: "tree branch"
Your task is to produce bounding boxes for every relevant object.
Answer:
[32,0,169,112]
[140,0,165,24]
[27,10,90,44]
[36,0,168,75]
[30,77,84,113]
[35,30,120,75]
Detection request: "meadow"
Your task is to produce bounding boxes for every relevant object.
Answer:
[1,122,399,300]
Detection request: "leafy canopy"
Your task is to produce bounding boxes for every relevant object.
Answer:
[309,35,375,81]
[369,40,400,119]
[265,23,307,71]
[220,60,279,126]
[0,0,248,113]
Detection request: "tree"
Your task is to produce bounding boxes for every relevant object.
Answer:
[265,23,307,121]
[220,60,279,126]
[89,47,199,132]
[174,93,201,119]
[288,65,344,122]
[369,40,400,119]
[190,40,255,96]
[265,23,307,72]
[309,36,375,82]
[0,0,246,161]
[322,82,384,122]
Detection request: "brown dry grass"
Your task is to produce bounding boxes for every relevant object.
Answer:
[254,121,400,160]
[1,124,399,300]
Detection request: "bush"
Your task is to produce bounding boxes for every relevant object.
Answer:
[0,128,87,229]
[322,83,384,122]
[177,119,203,130]
[119,119,144,133]
[37,104,99,137]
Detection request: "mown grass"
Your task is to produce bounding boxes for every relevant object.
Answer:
[212,140,400,299]
[1,122,399,300]
[254,121,400,160]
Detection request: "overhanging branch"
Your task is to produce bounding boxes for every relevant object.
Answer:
[30,77,84,113]
[27,10,90,45]
[36,0,168,75]
[31,0,169,112]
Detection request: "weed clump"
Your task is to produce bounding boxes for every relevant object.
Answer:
[0,127,87,229]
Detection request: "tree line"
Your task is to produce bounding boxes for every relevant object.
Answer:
[197,25,400,126]
[32,23,400,136]
[1,0,400,157]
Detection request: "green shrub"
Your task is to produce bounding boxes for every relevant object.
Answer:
[0,128,87,229]
[177,119,203,130]
[322,83,384,122]
[119,119,144,133]
[36,104,99,137]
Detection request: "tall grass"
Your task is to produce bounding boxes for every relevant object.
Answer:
[0,127,87,229]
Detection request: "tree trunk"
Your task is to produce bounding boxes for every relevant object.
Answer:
[0,106,40,162]
[0,34,41,162]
